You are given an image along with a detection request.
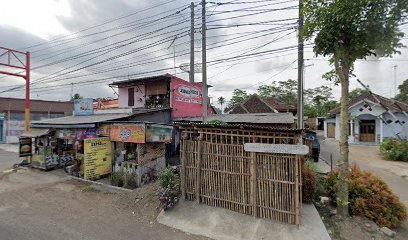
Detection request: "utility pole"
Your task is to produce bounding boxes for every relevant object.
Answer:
[70,83,74,101]
[202,0,208,123]
[297,0,304,129]
[190,2,195,83]
[393,65,397,98]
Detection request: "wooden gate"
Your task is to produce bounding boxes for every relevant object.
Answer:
[180,140,303,225]
[327,123,336,138]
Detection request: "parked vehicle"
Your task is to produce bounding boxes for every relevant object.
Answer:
[304,130,320,162]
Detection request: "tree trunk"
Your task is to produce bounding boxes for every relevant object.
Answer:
[334,52,350,217]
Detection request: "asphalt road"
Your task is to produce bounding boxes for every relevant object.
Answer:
[318,134,408,236]
[0,147,208,240]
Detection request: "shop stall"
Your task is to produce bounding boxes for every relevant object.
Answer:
[103,122,173,188]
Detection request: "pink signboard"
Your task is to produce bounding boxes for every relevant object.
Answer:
[171,76,215,118]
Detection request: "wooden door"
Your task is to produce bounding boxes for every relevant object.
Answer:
[360,121,376,142]
[327,123,335,138]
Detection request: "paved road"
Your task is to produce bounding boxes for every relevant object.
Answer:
[318,134,408,236]
[0,145,19,172]
[0,148,208,240]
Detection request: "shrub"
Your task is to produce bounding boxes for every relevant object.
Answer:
[158,167,180,210]
[302,161,317,203]
[380,139,408,162]
[324,164,407,228]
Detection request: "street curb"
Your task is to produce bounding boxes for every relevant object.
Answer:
[70,176,133,193]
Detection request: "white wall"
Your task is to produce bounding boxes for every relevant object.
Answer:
[382,112,408,139]
[118,85,145,108]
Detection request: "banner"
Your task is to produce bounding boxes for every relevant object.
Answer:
[19,137,32,157]
[84,137,112,180]
[74,98,94,116]
[146,125,173,142]
[110,124,145,143]
[76,128,97,140]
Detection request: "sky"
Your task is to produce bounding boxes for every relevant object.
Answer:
[0,0,407,109]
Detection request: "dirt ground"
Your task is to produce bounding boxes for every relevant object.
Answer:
[0,164,209,240]
[315,201,404,240]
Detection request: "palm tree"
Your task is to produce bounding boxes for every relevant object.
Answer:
[217,96,226,114]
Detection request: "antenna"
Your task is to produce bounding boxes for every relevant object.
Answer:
[168,36,178,76]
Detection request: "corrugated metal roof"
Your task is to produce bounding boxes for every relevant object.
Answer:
[174,113,294,124]
[109,74,171,87]
[174,122,303,132]
[31,113,131,126]
[0,97,73,113]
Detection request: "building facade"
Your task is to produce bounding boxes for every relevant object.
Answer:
[0,97,73,143]
[324,93,408,144]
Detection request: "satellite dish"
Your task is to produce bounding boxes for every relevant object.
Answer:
[179,63,202,73]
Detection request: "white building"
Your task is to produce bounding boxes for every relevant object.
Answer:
[324,93,408,144]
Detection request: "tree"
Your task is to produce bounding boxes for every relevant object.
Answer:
[72,93,82,101]
[304,86,338,117]
[217,96,226,113]
[226,89,248,110]
[396,79,408,103]
[257,79,297,106]
[349,88,369,100]
[303,0,407,217]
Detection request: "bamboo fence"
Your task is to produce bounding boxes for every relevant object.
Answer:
[179,124,303,225]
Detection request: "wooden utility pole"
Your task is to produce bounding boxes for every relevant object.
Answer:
[190,2,195,83]
[202,0,208,123]
[297,0,304,129]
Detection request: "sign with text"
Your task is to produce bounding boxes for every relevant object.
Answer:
[19,137,32,157]
[74,98,94,116]
[110,124,145,143]
[244,143,309,155]
[146,125,173,142]
[84,137,112,180]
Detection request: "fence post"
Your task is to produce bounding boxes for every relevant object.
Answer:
[180,137,186,200]
[330,153,333,172]
[251,152,257,217]
[196,139,202,203]
[295,155,300,226]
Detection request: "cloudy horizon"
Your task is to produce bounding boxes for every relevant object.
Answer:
[0,0,407,108]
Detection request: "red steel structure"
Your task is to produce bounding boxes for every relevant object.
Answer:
[0,47,30,132]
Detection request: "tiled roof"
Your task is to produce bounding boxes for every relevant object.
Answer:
[175,122,303,132]
[175,112,294,124]
[329,93,408,116]
[0,97,73,114]
[229,95,296,114]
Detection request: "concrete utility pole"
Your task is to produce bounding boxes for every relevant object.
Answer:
[297,0,304,129]
[394,65,397,98]
[190,2,195,83]
[202,0,208,123]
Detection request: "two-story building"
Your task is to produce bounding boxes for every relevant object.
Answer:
[108,74,216,123]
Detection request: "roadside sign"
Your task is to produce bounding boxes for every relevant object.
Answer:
[19,137,32,157]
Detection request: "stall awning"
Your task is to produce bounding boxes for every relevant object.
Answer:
[21,128,51,138]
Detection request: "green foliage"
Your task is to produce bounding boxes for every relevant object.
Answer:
[395,79,408,104]
[325,164,407,228]
[217,96,226,113]
[226,89,248,110]
[349,88,369,100]
[257,79,297,106]
[303,0,407,62]
[380,139,408,162]
[302,160,317,203]
[208,120,225,125]
[304,85,338,117]
[158,167,180,210]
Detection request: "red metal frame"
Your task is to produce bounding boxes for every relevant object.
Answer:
[0,46,30,132]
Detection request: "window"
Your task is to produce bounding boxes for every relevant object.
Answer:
[128,88,134,106]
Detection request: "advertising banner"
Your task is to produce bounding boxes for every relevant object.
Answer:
[97,124,111,136]
[74,98,94,116]
[76,128,97,140]
[19,137,32,157]
[83,137,112,180]
[55,129,77,140]
[110,124,145,143]
[146,125,173,142]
